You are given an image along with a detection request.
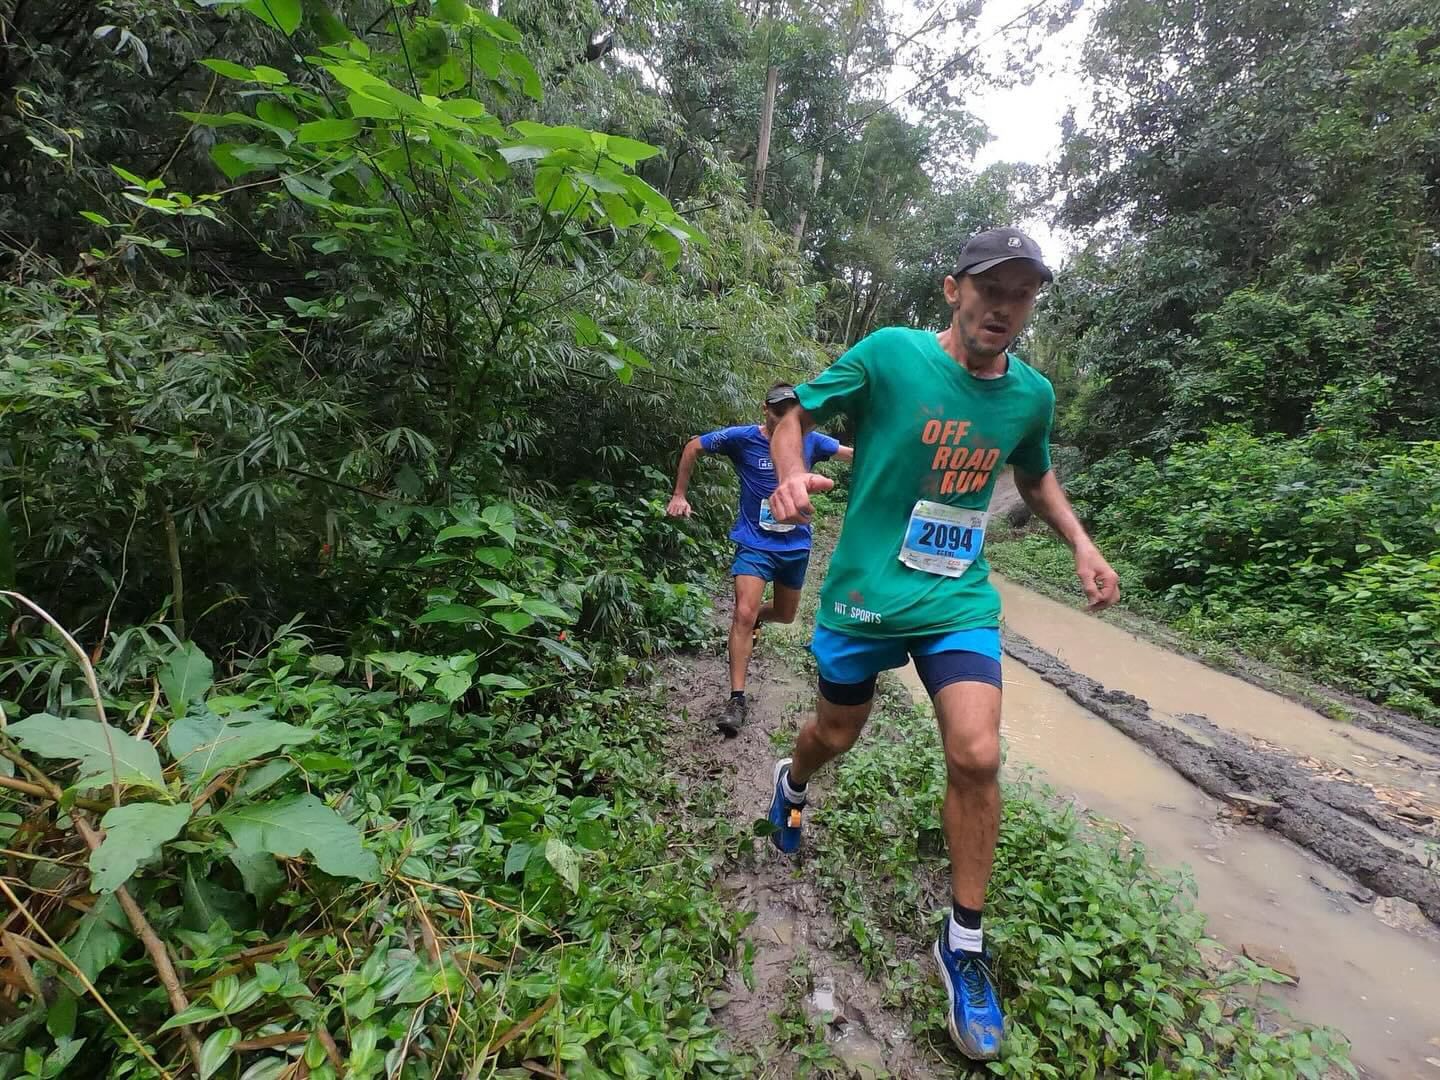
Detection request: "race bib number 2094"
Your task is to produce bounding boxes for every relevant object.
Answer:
[898,500,987,578]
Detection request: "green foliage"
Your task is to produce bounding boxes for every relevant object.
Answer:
[811,697,1357,1077]
[1049,7,1440,453]
[1032,2,1440,721]
[89,802,194,893]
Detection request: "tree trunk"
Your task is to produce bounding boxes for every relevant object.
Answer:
[752,65,779,211]
[860,283,886,338]
[791,150,825,247]
[843,269,861,345]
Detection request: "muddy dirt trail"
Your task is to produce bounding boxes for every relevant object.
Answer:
[980,576,1440,1079]
[660,640,949,1078]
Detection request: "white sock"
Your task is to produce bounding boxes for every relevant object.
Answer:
[780,769,807,805]
[948,914,983,954]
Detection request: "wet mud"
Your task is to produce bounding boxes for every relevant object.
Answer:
[1003,631,1440,927]
[660,640,946,1079]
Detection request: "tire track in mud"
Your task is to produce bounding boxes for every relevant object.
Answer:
[1003,631,1440,927]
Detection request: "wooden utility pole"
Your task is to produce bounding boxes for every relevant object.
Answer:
[752,65,779,210]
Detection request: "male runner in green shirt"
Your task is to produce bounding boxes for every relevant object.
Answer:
[764,228,1120,1061]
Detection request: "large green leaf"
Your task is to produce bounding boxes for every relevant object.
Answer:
[89,803,192,893]
[182,862,255,932]
[167,711,316,783]
[415,603,488,625]
[61,896,130,983]
[544,836,580,893]
[490,611,534,634]
[297,117,361,143]
[199,58,254,81]
[243,0,300,34]
[598,134,663,166]
[434,523,486,543]
[217,794,379,881]
[199,1026,240,1080]
[229,848,286,909]
[161,642,213,714]
[434,0,469,23]
[7,714,164,790]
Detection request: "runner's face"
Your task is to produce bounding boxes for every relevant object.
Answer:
[946,262,1043,358]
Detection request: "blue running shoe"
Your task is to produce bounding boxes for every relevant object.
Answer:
[933,924,1004,1060]
[767,759,804,855]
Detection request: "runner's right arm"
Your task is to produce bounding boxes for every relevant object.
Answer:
[769,408,833,523]
[772,338,875,522]
[666,436,705,517]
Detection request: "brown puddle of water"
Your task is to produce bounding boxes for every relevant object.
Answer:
[995,577,1440,807]
[895,659,1440,1078]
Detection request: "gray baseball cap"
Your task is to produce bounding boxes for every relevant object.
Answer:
[955,228,1053,283]
[764,385,798,406]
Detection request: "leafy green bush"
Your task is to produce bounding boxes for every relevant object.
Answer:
[0,490,749,1078]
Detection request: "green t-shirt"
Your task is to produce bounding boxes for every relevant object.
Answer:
[797,326,1054,639]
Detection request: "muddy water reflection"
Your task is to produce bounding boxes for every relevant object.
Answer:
[895,658,1440,1078]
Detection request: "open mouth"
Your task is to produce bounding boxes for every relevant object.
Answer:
[982,320,1008,337]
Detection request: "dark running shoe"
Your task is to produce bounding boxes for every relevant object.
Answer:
[766,758,804,855]
[717,695,747,736]
[933,923,1004,1060]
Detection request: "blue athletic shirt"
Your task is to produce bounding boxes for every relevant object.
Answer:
[699,425,841,553]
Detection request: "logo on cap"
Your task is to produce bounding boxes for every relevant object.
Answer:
[1007,236,1021,248]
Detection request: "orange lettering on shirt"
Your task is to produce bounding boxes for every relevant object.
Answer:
[932,446,952,470]
[922,419,943,444]
[940,470,960,494]
[951,421,972,443]
[940,420,960,444]
[981,448,1000,470]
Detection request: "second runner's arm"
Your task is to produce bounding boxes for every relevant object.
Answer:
[1012,467,1121,612]
[666,436,705,517]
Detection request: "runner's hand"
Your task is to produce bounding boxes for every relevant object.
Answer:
[666,494,693,518]
[770,473,834,524]
[1076,545,1120,612]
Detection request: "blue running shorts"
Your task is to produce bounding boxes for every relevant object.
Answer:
[731,545,811,591]
[811,624,1002,705]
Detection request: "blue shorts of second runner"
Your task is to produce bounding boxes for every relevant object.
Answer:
[731,545,810,590]
[811,624,1002,705]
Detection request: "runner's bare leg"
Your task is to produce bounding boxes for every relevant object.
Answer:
[789,694,871,784]
[932,680,1003,907]
[757,582,802,628]
[729,575,767,693]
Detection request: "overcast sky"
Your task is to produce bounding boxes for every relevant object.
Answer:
[887,0,1095,261]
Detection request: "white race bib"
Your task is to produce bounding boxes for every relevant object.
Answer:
[898,500,987,577]
[758,497,796,533]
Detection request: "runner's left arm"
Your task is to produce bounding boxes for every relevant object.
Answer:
[1013,467,1121,612]
[666,436,706,517]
